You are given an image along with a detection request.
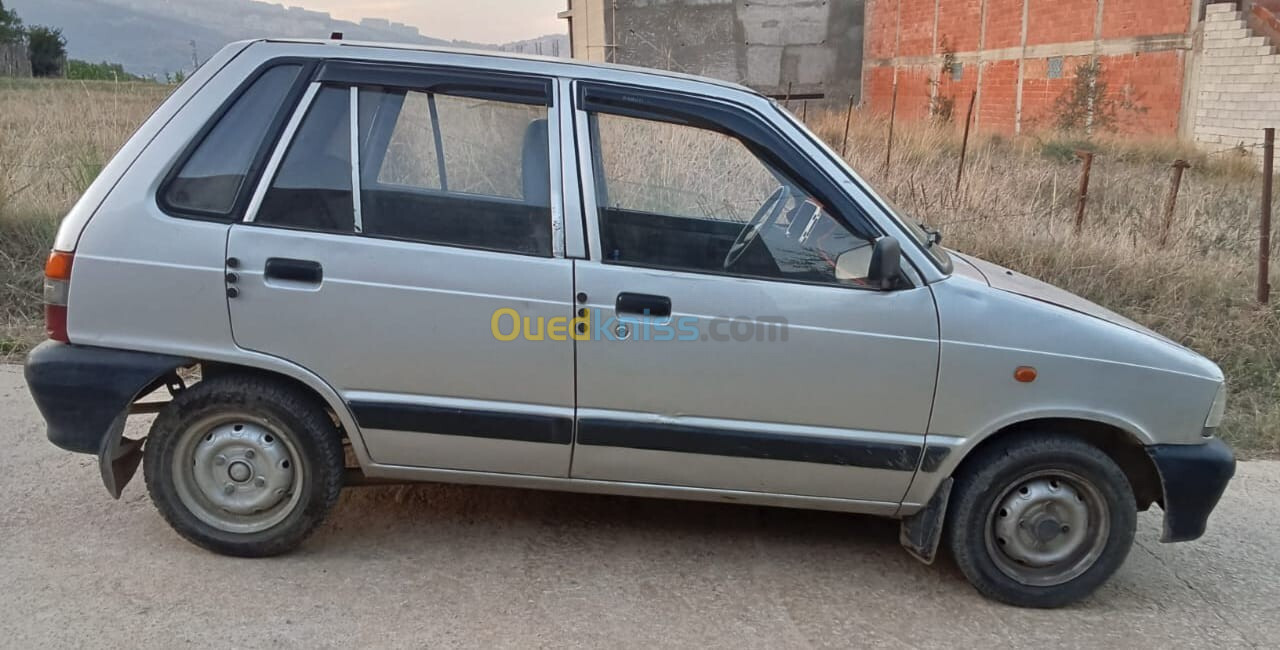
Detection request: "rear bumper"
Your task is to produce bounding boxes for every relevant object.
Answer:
[1147,438,1236,543]
[25,341,187,453]
[24,341,189,497]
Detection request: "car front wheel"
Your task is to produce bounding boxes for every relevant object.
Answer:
[945,434,1137,608]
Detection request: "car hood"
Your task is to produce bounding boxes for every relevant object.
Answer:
[948,251,1183,348]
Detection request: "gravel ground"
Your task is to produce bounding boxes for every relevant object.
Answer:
[1,364,1276,648]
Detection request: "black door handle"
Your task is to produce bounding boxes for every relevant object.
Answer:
[264,258,323,284]
[616,292,671,318]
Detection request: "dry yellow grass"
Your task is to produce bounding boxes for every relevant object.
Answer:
[0,78,173,217]
[1,78,173,352]
[0,78,1275,453]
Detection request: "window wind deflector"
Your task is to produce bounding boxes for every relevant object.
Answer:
[316,61,553,107]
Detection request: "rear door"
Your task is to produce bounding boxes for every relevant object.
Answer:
[226,62,576,477]
[566,83,940,505]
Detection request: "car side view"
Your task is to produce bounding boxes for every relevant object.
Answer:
[24,38,1235,608]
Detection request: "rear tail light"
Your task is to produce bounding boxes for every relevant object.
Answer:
[44,251,74,343]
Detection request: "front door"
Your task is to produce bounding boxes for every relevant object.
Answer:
[227,65,576,477]
[567,84,940,504]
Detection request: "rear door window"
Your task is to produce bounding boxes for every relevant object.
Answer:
[255,86,355,233]
[358,88,553,256]
[247,67,555,257]
[163,64,303,217]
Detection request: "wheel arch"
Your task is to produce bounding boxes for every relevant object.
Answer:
[907,415,1162,516]
[190,355,369,465]
[950,418,1162,511]
[899,415,1161,566]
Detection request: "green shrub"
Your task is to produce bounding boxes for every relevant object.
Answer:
[67,59,149,82]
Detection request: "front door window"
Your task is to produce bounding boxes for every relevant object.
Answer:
[590,112,877,286]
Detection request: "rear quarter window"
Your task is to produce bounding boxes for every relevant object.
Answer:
[162,64,304,217]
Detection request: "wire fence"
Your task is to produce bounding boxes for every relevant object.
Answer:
[824,104,1278,302]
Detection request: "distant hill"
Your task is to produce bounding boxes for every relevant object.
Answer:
[5,0,567,79]
[497,34,570,58]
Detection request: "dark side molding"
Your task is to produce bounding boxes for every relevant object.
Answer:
[349,401,573,445]
[1147,438,1236,543]
[577,418,922,471]
[345,403,923,471]
[25,341,190,497]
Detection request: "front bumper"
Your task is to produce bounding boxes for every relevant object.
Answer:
[1147,438,1236,542]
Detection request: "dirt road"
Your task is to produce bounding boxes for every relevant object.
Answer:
[0,364,1276,648]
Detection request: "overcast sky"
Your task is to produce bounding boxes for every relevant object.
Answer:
[287,0,567,43]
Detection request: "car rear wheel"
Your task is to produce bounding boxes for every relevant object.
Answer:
[945,434,1137,608]
[143,374,344,557]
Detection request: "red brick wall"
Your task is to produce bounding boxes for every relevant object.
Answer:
[936,62,981,124]
[1096,50,1186,135]
[1018,54,1089,129]
[937,0,984,52]
[898,0,938,56]
[866,0,899,59]
[1027,0,1098,45]
[984,0,1027,49]
[1101,0,1192,38]
[978,60,1020,132]
[865,65,896,113]
[862,0,1194,137]
[895,66,936,121]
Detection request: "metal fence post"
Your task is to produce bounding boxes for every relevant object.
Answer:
[841,94,855,159]
[1260,127,1275,304]
[884,82,898,175]
[1074,151,1095,235]
[1159,159,1191,248]
[955,89,978,196]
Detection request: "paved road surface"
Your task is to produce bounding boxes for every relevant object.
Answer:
[1,365,1276,648]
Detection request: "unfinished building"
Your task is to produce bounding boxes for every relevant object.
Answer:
[559,0,866,102]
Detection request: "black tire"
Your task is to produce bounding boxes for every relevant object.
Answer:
[945,434,1136,608]
[143,373,344,557]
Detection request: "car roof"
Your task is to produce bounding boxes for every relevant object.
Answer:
[258,38,763,98]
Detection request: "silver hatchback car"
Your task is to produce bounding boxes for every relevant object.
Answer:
[25,38,1234,608]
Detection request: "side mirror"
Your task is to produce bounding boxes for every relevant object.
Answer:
[867,236,902,291]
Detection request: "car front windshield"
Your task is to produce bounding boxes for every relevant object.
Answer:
[767,103,952,273]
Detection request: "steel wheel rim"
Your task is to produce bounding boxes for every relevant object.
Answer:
[171,412,304,534]
[983,469,1110,587]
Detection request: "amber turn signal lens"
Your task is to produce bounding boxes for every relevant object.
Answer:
[1014,366,1037,383]
[45,250,74,281]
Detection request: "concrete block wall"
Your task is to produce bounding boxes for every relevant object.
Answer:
[566,0,866,103]
[864,0,1195,136]
[1194,3,1280,155]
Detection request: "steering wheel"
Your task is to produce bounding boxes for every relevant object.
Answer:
[723,186,789,270]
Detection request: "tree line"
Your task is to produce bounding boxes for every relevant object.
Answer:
[0,0,150,81]
[1,0,69,77]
